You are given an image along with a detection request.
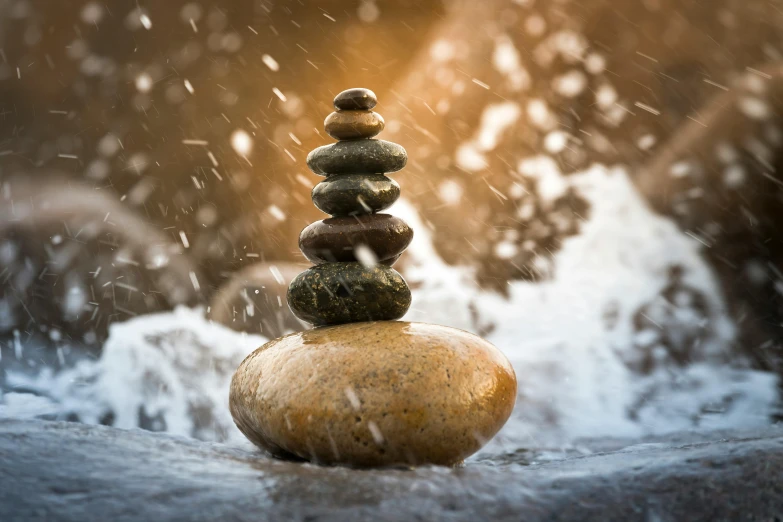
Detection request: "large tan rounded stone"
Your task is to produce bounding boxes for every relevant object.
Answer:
[229,321,517,467]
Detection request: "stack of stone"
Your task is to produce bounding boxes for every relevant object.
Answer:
[230,88,517,469]
[287,88,413,326]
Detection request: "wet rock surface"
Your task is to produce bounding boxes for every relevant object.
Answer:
[2,419,782,522]
[287,262,411,325]
[298,214,413,265]
[306,140,408,176]
[312,174,400,216]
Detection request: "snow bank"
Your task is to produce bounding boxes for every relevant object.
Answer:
[2,307,264,448]
[401,164,779,450]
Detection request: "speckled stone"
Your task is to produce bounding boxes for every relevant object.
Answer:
[299,214,412,266]
[312,174,400,216]
[287,262,411,326]
[333,87,377,111]
[229,321,517,467]
[324,110,385,140]
[306,140,407,176]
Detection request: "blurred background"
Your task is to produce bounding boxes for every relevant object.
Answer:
[2,0,783,441]
[0,0,448,341]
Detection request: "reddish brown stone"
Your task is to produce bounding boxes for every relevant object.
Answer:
[298,214,412,265]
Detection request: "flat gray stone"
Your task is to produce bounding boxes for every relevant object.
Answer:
[306,140,407,176]
[312,174,400,216]
[1,419,782,521]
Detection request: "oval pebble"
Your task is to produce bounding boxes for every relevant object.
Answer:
[229,321,518,467]
[306,140,407,176]
[287,262,411,326]
[325,110,385,140]
[312,174,400,216]
[299,214,412,266]
[333,87,377,111]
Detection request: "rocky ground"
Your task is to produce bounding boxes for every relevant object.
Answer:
[1,419,781,521]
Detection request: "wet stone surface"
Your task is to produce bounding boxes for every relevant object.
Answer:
[333,87,378,111]
[3,419,783,521]
[230,321,517,467]
[312,174,400,216]
[286,262,411,326]
[306,140,407,176]
[325,110,385,140]
[298,214,413,265]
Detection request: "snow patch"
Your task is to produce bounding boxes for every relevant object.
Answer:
[404,165,779,451]
[2,307,264,447]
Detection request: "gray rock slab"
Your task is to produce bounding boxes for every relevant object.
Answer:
[1,419,782,522]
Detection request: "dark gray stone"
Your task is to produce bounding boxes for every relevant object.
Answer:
[286,262,411,326]
[312,174,400,216]
[306,140,407,176]
[333,88,377,111]
[1,419,783,522]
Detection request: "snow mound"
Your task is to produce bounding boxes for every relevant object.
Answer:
[2,307,264,448]
[400,164,779,450]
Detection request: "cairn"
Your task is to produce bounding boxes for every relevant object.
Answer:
[287,88,413,326]
[229,89,517,468]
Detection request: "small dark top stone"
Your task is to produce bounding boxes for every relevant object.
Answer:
[287,262,411,325]
[306,140,407,176]
[312,174,400,216]
[334,88,377,111]
[299,214,413,265]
